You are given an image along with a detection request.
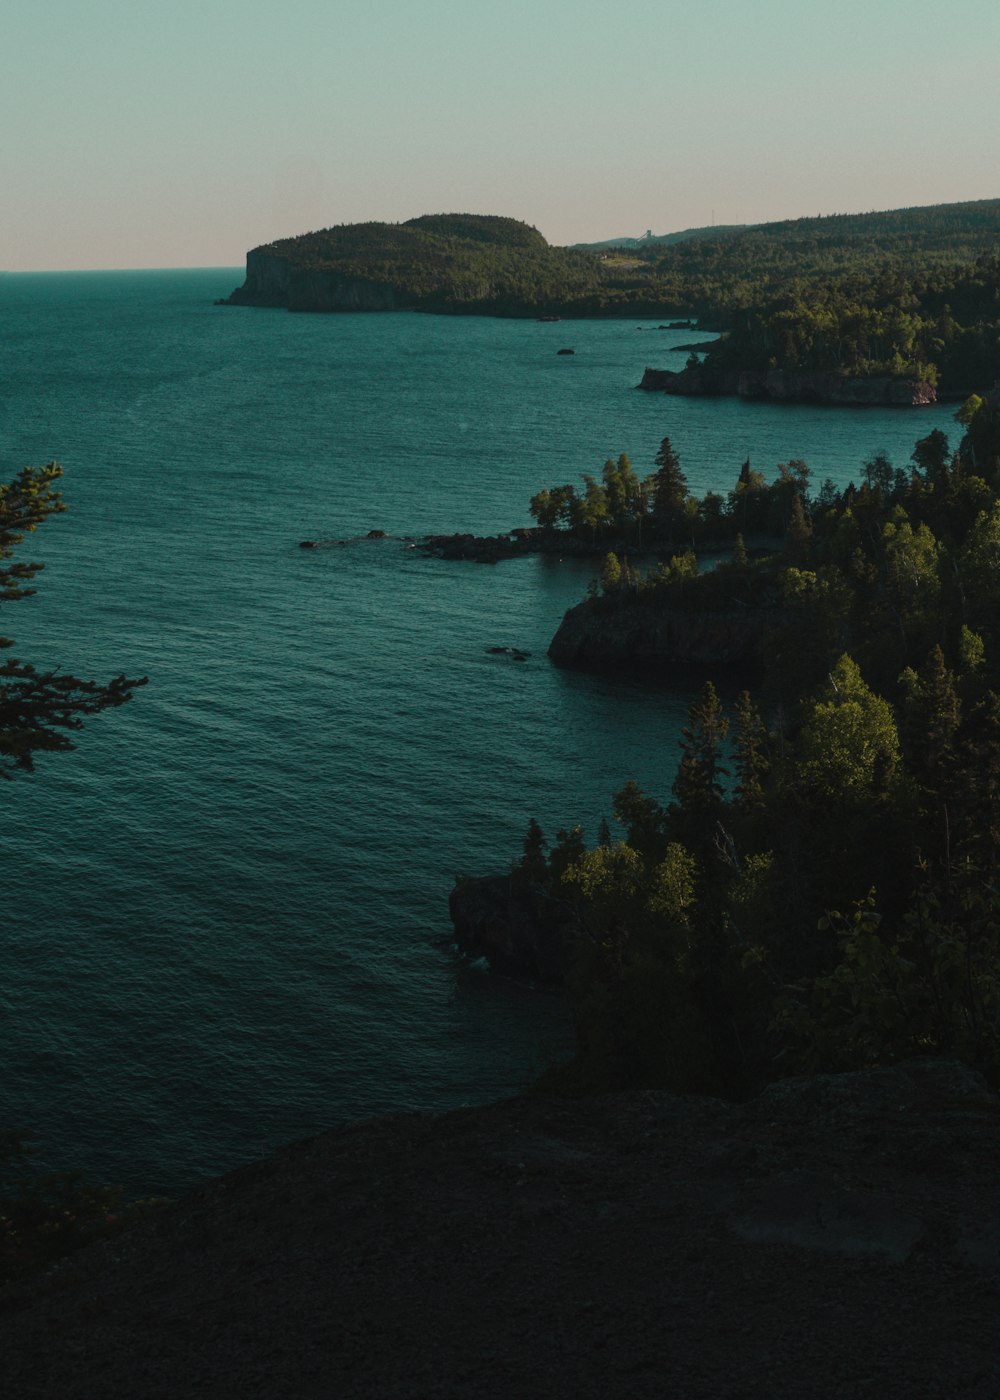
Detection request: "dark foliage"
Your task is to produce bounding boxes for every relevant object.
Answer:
[0,462,146,777]
[511,398,1000,1094]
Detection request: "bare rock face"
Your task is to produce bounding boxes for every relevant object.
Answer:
[638,365,938,405]
[737,369,938,406]
[638,364,738,394]
[548,596,776,671]
[223,250,292,306]
[1,1059,997,1400]
[225,250,404,311]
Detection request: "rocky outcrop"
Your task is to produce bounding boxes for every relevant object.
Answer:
[639,364,739,394]
[2,1059,997,1399]
[421,528,614,564]
[549,595,776,671]
[639,365,938,405]
[450,875,569,983]
[224,249,405,312]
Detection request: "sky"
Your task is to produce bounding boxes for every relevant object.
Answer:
[4,0,1000,271]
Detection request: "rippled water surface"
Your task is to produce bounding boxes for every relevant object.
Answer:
[0,271,953,1191]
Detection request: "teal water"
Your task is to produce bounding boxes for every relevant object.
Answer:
[0,271,954,1193]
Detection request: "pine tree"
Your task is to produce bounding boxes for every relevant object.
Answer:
[733,691,769,814]
[1,463,145,777]
[671,682,729,847]
[517,817,549,885]
[651,437,689,543]
[784,493,812,564]
[600,551,623,593]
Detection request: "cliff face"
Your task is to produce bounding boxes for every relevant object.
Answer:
[639,365,938,406]
[225,249,405,311]
[549,595,775,671]
[450,875,568,983]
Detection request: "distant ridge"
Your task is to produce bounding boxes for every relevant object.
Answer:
[222,198,1000,333]
[574,197,1000,251]
[573,224,747,250]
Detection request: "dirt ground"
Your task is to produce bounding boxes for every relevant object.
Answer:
[1,1058,997,1399]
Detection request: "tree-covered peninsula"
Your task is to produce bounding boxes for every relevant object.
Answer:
[223,213,607,314]
[225,199,1000,397]
[454,392,1000,1097]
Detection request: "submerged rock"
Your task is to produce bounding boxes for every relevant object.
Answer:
[485,646,531,661]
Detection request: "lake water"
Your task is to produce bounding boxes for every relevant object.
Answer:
[0,270,954,1192]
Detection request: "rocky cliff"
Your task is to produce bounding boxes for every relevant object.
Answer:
[220,213,603,314]
[225,249,405,311]
[639,365,938,406]
[2,1059,997,1398]
[549,594,775,672]
[450,874,569,982]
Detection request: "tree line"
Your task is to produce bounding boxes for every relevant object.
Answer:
[509,394,1000,1095]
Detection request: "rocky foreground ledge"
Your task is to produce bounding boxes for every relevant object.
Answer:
[1,1060,996,1398]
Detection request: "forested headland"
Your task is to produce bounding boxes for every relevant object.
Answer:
[455,390,1000,1097]
[225,199,1000,396]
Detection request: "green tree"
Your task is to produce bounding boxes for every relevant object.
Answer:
[794,655,900,806]
[899,647,961,843]
[575,475,609,542]
[516,817,549,885]
[650,437,689,542]
[671,682,729,850]
[783,493,812,564]
[911,429,951,486]
[733,690,770,816]
[528,488,560,530]
[600,551,623,592]
[612,779,668,863]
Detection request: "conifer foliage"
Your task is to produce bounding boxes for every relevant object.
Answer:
[508,400,1000,1094]
[0,463,145,776]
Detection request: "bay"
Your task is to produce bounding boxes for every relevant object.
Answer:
[0,270,953,1192]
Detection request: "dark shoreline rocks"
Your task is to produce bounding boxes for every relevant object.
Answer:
[299,532,407,549]
[450,874,569,983]
[639,364,938,406]
[548,594,777,671]
[420,527,610,564]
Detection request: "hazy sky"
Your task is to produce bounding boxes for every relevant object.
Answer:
[4,0,999,270]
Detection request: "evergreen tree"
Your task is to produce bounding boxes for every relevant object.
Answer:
[911,429,951,486]
[548,824,587,880]
[600,551,623,592]
[733,691,770,815]
[612,779,668,863]
[899,647,961,853]
[671,682,729,849]
[783,493,812,564]
[517,817,549,884]
[650,437,689,542]
[576,476,609,541]
[1,463,145,777]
